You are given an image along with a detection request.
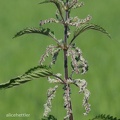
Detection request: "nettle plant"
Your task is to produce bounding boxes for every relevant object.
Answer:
[0,0,111,120]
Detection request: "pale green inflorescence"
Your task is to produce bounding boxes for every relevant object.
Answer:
[43,85,58,117]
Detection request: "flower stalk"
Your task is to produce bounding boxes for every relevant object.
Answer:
[0,0,111,119]
[63,1,74,119]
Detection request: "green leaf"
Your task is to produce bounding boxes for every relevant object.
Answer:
[13,27,54,39]
[39,0,64,22]
[42,115,57,120]
[90,114,120,120]
[70,23,111,44]
[0,65,53,89]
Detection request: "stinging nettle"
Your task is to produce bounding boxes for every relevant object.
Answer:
[0,0,110,120]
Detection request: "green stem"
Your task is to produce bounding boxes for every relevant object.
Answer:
[63,1,74,120]
[64,0,69,83]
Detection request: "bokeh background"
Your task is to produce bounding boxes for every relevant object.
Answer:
[0,0,119,120]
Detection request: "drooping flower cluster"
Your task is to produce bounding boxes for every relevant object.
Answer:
[83,89,91,115]
[39,45,61,67]
[67,45,88,75]
[47,73,63,83]
[67,78,91,115]
[39,45,56,65]
[63,85,72,120]
[43,85,58,117]
[65,15,92,27]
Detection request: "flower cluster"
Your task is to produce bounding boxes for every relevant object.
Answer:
[83,89,91,115]
[40,18,59,26]
[65,15,92,27]
[43,85,58,117]
[39,45,55,65]
[67,78,91,115]
[63,85,72,120]
[67,45,88,74]
[39,45,61,67]
[47,73,63,83]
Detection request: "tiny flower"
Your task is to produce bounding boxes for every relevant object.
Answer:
[43,85,58,117]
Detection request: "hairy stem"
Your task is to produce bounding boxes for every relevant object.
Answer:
[63,1,74,120]
[64,0,69,86]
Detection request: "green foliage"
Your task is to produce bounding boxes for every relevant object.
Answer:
[39,0,64,21]
[70,23,111,45]
[90,114,120,120]
[0,0,112,120]
[13,27,55,39]
[0,65,53,89]
[0,0,119,120]
[42,115,57,120]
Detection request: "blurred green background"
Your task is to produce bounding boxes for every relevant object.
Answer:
[0,0,120,120]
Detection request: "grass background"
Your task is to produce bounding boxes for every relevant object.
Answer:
[0,0,120,119]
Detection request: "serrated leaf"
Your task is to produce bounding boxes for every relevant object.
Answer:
[90,114,120,120]
[0,65,53,89]
[42,115,57,120]
[13,27,54,39]
[70,23,111,44]
[39,0,64,22]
